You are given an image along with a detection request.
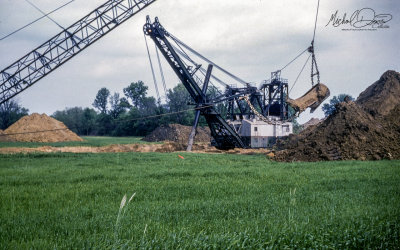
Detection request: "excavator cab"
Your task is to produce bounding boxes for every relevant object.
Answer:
[287,83,330,115]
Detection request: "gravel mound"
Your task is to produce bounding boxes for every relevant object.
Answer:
[1,113,83,142]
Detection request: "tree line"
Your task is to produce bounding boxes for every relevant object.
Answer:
[52,81,202,136]
[0,79,351,136]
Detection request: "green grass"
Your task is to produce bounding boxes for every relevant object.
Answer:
[0,153,399,248]
[0,136,154,148]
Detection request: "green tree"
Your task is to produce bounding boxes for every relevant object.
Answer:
[166,83,194,125]
[109,92,130,119]
[82,108,97,135]
[322,94,354,117]
[52,107,97,135]
[93,87,110,114]
[123,81,148,108]
[140,96,157,115]
[0,100,29,130]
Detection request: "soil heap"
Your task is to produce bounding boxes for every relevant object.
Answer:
[356,70,400,116]
[1,113,83,142]
[143,124,211,144]
[302,118,322,130]
[275,70,400,162]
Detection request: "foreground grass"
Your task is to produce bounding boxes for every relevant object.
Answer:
[0,136,153,148]
[0,153,399,248]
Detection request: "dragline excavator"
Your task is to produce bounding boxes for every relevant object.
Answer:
[0,0,329,150]
[143,16,330,149]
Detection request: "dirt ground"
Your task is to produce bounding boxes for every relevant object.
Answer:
[0,113,82,143]
[275,70,400,162]
[0,141,273,155]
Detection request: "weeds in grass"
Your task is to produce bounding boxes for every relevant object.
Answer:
[288,187,297,224]
[114,192,136,244]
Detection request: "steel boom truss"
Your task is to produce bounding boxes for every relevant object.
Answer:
[0,0,157,104]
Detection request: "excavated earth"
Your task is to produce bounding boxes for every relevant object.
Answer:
[0,141,273,155]
[143,123,211,144]
[275,70,400,161]
[302,118,322,129]
[0,113,83,142]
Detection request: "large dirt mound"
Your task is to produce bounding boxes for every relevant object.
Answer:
[275,70,400,162]
[1,113,83,142]
[302,118,322,130]
[356,70,400,116]
[143,124,211,144]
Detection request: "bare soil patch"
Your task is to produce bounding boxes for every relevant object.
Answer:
[0,141,273,155]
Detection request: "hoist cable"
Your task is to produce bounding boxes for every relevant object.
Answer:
[279,47,308,72]
[172,44,225,95]
[171,44,229,88]
[198,68,224,95]
[154,44,167,99]
[168,42,224,96]
[310,0,321,86]
[289,53,311,94]
[312,0,320,42]
[170,34,248,86]
[0,0,75,41]
[144,34,160,101]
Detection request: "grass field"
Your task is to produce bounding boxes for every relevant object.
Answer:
[1,151,399,248]
[0,136,152,148]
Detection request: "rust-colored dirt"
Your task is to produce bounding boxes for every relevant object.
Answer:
[0,141,273,155]
[275,70,400,162]
[0,113,83,142]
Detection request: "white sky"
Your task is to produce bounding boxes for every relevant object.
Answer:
[0,0,399,123]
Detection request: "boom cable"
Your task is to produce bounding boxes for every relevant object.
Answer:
[312,0,320,42]
[154,44,167,100]
[279,48,308,72]
[170,34,249,86]
[24,0,65,30]
[144,34,161,102]
[289,53,311,94]
[0,0,75,41]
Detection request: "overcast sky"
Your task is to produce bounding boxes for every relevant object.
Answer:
[0,0,398,123]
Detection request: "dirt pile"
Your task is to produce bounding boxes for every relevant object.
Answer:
[143,124,211,144]
[275,70,400,162]
[356,70,400,116]
[302,118,322,129]
[1,113,83,143]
